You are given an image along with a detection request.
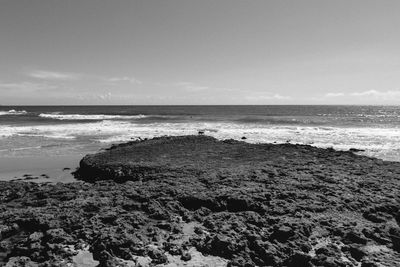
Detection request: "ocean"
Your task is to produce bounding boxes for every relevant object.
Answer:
[1,105,400,181]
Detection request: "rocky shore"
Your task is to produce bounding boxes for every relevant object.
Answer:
[1,135,399,266]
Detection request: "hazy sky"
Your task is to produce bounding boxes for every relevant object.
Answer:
[1,0,400,105]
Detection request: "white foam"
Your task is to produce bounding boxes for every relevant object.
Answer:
[38,113,147,120]
[0,120,132,139]
[1,120,400,161]
[0,109,27,116]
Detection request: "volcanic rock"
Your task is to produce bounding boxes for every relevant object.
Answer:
[0,135,399,266]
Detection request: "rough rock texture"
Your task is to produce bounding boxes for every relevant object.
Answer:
[1,135,400,266]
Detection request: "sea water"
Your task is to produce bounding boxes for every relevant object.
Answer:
[1,105,399,180]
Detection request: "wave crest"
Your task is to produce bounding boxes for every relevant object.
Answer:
[39,113,147,120]
[0,109,27,116]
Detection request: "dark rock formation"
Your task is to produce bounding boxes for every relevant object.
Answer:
[1,135,399,266]
[349,148,366,153]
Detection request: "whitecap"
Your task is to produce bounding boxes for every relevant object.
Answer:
[0,109,27,116]
[38,113,147,120]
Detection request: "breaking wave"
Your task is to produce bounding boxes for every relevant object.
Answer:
[0,109,27,116]
[38,113,148,120]
[1,120,400,161]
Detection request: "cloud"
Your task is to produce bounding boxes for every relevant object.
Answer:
[351,90,380,96]
[175,82,210,92]
[106,76,142,84]
[271,94,291,100]
[98,92,112,100]
[322,90,400,101]
[175,81,240,93]
[0,81,56,91]
[28,70,81,80]
[350,90,400,98]
[325,92,345,97]
[245,93,291,101]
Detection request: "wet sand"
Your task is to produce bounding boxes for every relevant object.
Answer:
[0,154,82,183]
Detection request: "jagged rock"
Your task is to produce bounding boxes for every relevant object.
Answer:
[148,247,168,264]
[272,227,292,242]
[181,251,191,261]
[0,136,399,266]
[344,230,368,245]
[348,245,367,261]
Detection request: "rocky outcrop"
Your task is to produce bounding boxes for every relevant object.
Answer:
[1,135,400,266]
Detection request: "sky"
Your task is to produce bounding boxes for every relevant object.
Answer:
[1,0,400,105]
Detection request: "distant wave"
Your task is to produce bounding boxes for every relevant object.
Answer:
[0,109,27,116]
[39,113,148,120]
[234,116,324,126]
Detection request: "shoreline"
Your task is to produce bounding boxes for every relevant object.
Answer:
[0,154,81,183]
[0,135,399,266]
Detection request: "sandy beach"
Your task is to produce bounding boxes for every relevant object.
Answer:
[0,154,82,183]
